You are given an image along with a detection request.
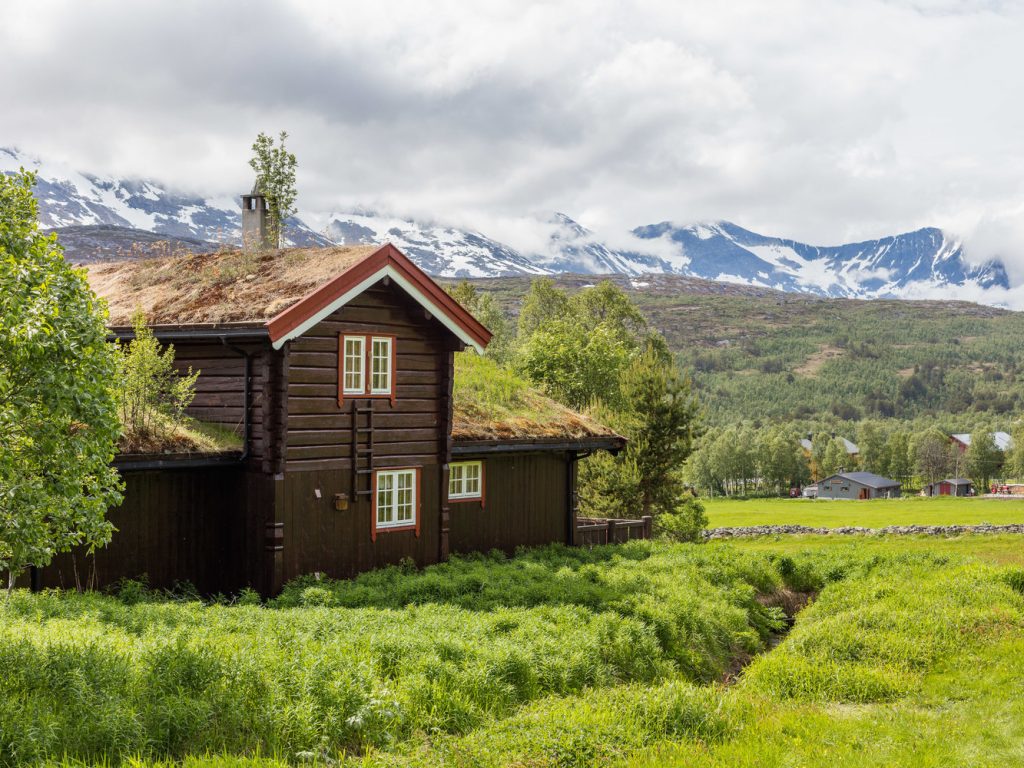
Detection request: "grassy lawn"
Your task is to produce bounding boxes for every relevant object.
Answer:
[8,537,1024,767]
[705,494,1024,528]
[713,533,1024,567]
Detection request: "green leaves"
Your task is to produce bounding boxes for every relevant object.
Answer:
[116,309,198,448]
[0,170,122,588]
[249,130,298,248]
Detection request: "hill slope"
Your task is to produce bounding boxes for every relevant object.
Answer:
[463,273,1024,425]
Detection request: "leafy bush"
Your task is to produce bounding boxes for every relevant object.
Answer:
[116,310,198,451]
[654,494,708,543]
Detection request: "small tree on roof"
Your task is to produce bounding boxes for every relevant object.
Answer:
[249,131,298,248]
[0,169,123,594]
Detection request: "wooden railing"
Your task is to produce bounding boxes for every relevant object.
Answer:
[575,516,653,547]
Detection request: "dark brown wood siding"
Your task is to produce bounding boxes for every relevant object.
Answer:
[277,466,441,581]
[278,281,456,581]
[448,452,572,555]
[172,341,270,463]
[37,466,260,595]
[283,283,452,473]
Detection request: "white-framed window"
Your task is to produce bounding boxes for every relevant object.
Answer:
[449,460,483,500]
[370,336,392,395]
[339,333,395,400]
[342,335,365,394]
[375,468,417,530]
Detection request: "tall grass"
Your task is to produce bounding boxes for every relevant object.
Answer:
[0,543,788,765]
[4,542,1023,767]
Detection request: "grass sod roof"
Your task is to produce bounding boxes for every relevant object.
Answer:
[117,415,243,456]
[115,353,621,456]
[89,245,621,451]
[87,244,381,326]
[451,353,622,444]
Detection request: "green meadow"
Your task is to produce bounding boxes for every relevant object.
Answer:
[704,494,1024,528]
[3,535,1024,767]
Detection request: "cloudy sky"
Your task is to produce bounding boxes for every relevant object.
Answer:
[2,0,1023,266]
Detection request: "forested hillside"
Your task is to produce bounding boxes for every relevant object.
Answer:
[461,273,1024,426]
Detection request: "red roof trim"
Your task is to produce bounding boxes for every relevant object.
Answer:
[265,243,493,348]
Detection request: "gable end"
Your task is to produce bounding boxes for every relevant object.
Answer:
[266,244,491,352]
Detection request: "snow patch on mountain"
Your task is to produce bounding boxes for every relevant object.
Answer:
[3,145,1017,305]
[631,220,1010,299]
[318,210,549,277]
[0,146,331,248]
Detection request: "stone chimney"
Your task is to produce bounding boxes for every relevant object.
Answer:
[241,181,273,251]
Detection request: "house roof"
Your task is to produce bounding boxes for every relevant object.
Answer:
[450,353,625,449]
[943,478,973,486]
[951,432,1013,451]
[799,436,858,454]
[86,243,492,353]
[824,471,901,489]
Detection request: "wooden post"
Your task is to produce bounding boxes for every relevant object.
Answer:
[642,515,653,540]
[566,451,578,546]
[438,346,456,562]
[606,518,617,545]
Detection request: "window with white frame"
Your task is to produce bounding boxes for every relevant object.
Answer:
[342,335,365,394]
[449,460,483,500]
[370,336,392,395]
[376,468,417,529]
[339,334,395,399]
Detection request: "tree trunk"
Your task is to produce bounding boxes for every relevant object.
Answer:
[6,568,16,597]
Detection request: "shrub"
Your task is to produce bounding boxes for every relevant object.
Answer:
[654,493,708,543]
[117,310,198,450]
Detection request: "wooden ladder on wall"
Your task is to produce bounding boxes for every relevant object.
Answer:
[351,401,375,500]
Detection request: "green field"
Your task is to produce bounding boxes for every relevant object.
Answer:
[6,535,1024,767]
[704,494,1024,528]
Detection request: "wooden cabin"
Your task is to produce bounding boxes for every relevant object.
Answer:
[36,244,624,596]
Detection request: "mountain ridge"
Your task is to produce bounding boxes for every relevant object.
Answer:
[2,146,1013,303]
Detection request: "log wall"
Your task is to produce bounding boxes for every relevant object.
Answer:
[448,452,573,555]
[276,282,456,581]
[37,465,258,595]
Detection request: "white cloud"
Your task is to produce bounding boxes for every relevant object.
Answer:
[2,0,1023,277]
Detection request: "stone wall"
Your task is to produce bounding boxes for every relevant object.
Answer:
[703,523,1024,539]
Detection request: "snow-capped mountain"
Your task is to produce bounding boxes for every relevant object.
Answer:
[321,211,548,277]
[630,220,1010,297]
[2,145,1014,301]
[0,147,331,248]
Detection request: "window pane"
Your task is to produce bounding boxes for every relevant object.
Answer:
[344,337,364,392]
[371,338,391,393]
[377,472,394,523]
[450,462,481,498]
[376,470,415,528]
[449,464,463,496]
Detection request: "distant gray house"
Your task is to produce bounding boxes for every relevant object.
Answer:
[818,472,901,500]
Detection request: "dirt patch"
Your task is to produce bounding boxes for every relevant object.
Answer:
[897,367,915,378]
[758,588,815,618]
[722,589,814,683]
[795,345,843,377]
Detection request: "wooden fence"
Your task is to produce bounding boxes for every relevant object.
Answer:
[575,516,653,547]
